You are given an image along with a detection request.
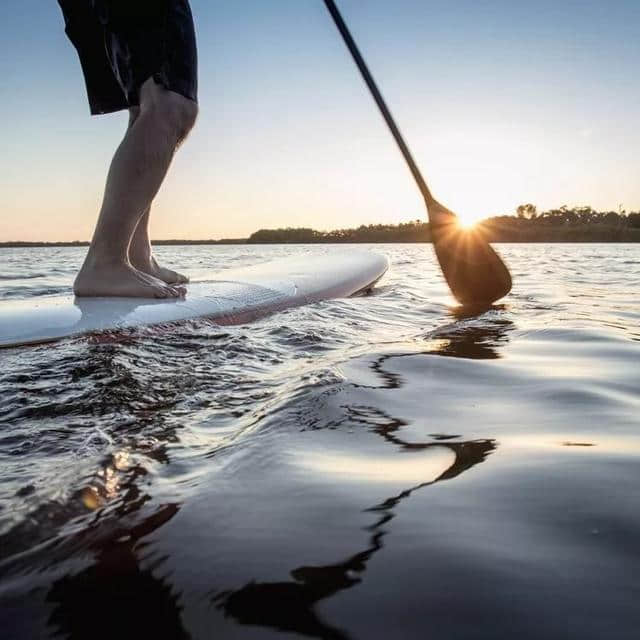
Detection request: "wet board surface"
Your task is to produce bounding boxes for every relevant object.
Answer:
[0,250,389,348]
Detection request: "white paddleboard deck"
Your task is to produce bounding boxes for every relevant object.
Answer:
[0,250,389,348]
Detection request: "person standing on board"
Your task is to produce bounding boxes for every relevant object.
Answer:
[58,1,198,297]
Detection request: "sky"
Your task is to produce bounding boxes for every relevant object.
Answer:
[0,0,639,241]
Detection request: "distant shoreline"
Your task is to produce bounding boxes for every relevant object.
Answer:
[3,207,640,247]
[0,239,247,248]
[1,237,640,248]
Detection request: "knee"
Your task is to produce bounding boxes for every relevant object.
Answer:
[144,89,198,143]
[170,97,198,142]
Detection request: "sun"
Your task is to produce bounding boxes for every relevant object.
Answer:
[456,212,481,230]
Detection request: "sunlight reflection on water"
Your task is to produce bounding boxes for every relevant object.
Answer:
[0,243,639,639]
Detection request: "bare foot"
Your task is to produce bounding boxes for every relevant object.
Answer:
[74,260,186,298]
[131,254,189,285]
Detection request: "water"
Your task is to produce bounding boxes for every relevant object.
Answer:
[0,243,638,639]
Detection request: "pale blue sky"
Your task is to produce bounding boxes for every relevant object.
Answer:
[1,1,638,240]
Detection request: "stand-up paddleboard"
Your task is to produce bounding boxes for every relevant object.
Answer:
[0,250,388,348]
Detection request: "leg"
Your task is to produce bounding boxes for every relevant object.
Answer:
[126,105,189,285]
[74,78,198,297]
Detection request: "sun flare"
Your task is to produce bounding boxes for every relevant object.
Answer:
[456,212,481,230]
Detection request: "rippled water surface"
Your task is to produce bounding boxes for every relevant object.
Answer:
[1,244,638,639]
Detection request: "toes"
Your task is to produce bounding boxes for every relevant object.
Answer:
[143,275,174,299]
[164,270,189,285]
[161,284,185,298]
[130,265,187,296]
[153,285,171,299]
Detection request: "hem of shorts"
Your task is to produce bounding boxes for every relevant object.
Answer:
[89,104,133,116]
[88,75,197,116]
[152,71,198,105]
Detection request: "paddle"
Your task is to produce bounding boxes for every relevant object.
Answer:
[323,0,512,305]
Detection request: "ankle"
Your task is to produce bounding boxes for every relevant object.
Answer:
[129,251,152,268]
[82,248,129,270]
[129,241,152,264]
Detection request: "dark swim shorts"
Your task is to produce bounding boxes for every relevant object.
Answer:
[58,0,198,115]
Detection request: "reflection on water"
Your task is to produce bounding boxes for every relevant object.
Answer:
[217,438,495,640]
[73,295,170,322]
[46,505,190,640]
[1,244,639,639]
[0,338,189,567]
[429,315,513,360]
[358,313,514,393]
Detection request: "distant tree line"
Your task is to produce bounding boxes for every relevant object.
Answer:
[248,206,640,243]
[481,205,640,242]
[247,221,431,244]
[2,206,639,247]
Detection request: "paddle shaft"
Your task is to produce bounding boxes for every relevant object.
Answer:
[323,0,434,204]
[324,0,513,306]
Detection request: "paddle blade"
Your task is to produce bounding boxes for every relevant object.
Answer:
[427,200,512,306]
